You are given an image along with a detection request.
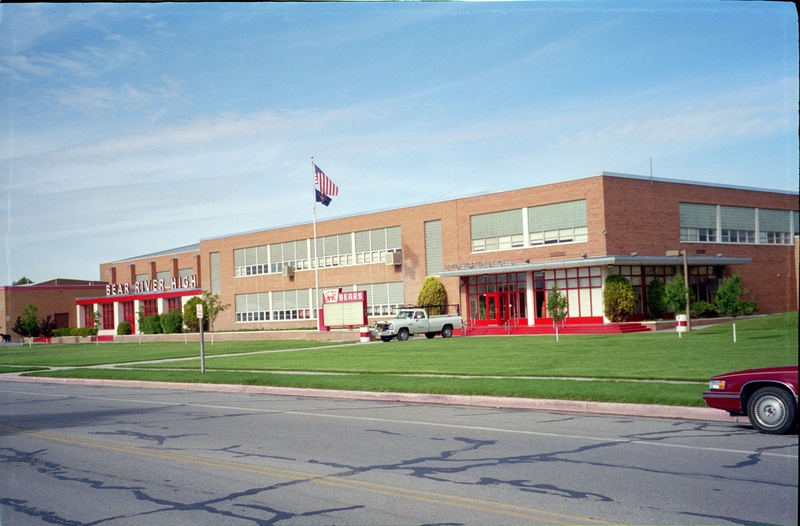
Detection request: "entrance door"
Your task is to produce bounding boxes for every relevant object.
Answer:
[473,292,508,326]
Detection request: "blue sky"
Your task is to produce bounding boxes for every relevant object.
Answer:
[1,1,797,284]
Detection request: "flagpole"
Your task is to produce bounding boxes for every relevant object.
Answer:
[311,157,320,330]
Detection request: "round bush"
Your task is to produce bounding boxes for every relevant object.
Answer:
[117,321,132,335]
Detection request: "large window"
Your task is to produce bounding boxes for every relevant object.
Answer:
[356,282,404,316]
[680,203,797,245]
[528,200,588,246]
[424,220,443,276]
[614,265,677,317]
[234,226,402,277]
[720,206,755,244]
[680,203,717,242]
[235,290,313,323]
[471,209,524,252]
[533,267,603,319]
[102,303,115,330]
[236,292,271,322]
[470,200,588,253]
[167,297,182,313]
[759,209,794,244]
[142,299,158,317]
[83,305,95,328]
[272,240,309,273]
[353,227,402,266]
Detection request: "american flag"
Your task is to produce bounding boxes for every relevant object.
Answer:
[314,164,338,198]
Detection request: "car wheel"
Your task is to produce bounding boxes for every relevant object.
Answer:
[747,387,796,434]
[425,332,436,339]
[380,336,393,343]
[441,326,453,338]
[397,329,410,342]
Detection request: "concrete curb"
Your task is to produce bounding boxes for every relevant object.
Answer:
[0,375,739,423]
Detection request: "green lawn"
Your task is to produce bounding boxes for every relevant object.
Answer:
[126,312,797,381]
[0,339,337,367]
[7,312,797,407]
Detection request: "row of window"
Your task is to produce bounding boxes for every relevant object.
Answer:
[235,282,405,323]
[680,204,797,245]
[82,297,182,331]
[234,227,402,277]
[471,200,588,253]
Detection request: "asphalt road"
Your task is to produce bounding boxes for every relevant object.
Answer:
[1,382,797,525]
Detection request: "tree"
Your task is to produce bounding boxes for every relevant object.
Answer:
[664,274,692,314]
[12,303,40,337]
[646,278,667,320]
[183,296,207,332]
[39,315,57,338]
[12,277,34,285]
[201,291,230,332]
[603,274,635,323]
[714,274,750,343]
[416,277,448,315]
[547,284,568,341]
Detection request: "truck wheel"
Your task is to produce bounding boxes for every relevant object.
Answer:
[747,387,796,434]
[397,329,410,341]
[380,336,393,343]
[425,332,436,339]
[441,326,453,338]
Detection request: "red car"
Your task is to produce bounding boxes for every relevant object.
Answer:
[703,365,798,434]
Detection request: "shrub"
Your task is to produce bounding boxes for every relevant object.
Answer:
[117,321,132,335]
[646,278,667,320]
[160,311,183,334]
[714,274,748,320]
[691,300,718,318]
[141,314,163,334]
[417,277,448,315]
[53,328,72,337]
[740,300,759,316]
[603,274,635,322]
[78,326,98,337]
[183,297,207,332]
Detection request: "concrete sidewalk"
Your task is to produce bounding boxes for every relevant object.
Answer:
[0,374,739,424]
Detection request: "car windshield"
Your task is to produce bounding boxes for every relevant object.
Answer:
[396,311,413,319]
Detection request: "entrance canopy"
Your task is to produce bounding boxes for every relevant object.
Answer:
[440,255,751,278]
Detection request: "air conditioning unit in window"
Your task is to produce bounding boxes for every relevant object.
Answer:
[282,265,295,277]
[385,251,402,266]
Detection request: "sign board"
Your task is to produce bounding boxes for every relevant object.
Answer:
[321,289,367,328]
[196,304,204,318]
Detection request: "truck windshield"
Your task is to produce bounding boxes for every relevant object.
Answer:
[396,311,413,319]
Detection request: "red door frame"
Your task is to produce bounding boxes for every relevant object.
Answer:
[472,292,509,326]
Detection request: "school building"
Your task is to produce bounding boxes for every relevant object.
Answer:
[81,173,798,336]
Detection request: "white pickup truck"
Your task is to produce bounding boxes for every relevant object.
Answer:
[374,309,463,342]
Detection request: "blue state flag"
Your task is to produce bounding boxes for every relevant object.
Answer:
[315,189,332,206]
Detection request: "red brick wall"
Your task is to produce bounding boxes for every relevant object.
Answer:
[600,176,798,313]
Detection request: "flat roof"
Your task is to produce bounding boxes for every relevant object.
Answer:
[108,243,201,264]
[200,171,798,243]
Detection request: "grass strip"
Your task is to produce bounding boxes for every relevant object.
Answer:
[22,368,707,407]
[124,313,798,381]
[0,339,340,367]
[0,366,48,374]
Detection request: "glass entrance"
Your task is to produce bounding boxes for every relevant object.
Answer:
[467,273,527,326]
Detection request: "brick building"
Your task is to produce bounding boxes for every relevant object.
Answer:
[86,173,798,335]
[1,279,107,337]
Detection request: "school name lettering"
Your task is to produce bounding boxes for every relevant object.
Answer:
[323,289,365,304]
[106,275,197,296]
[444,259,514,271]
